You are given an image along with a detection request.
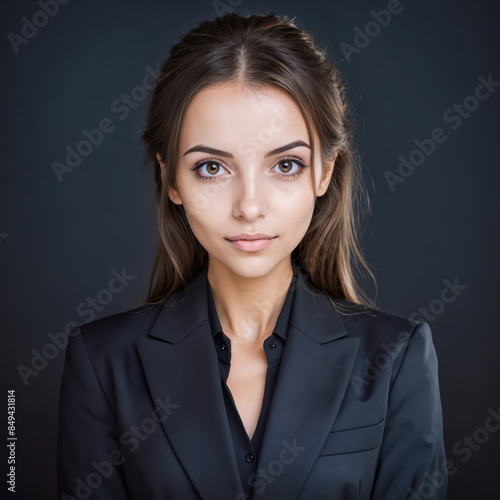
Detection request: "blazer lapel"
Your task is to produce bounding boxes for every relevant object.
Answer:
[137,263,360,500]
[252,269,360,500]
[137,267,244,500]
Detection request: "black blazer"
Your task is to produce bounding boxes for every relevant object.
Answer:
[57,263,447,500]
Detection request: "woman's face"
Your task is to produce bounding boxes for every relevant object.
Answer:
[157,82,336,278]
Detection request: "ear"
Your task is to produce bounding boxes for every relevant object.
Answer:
[156,153,182,205]
[317,151,338,197]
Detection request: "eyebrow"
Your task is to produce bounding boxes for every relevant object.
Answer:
[182,140,311,158]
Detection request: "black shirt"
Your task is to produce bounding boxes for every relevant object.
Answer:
[206,264,298,499]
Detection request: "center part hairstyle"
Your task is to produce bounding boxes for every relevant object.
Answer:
[140,12,378,313]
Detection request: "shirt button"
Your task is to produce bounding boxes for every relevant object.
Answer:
[246,454,254,463]
[221,343,227,350]
[269,342,277,348]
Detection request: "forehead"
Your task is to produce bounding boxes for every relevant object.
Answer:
[179,82,308,149]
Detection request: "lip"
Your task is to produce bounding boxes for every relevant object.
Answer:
[225,234,277,252]
[227,233,276,241]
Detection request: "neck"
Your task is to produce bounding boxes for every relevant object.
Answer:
[206,258,294,347]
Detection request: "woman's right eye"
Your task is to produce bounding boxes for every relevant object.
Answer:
[190,160,228,182]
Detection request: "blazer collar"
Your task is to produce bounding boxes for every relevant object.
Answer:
[137,262,360,500]
[147,261,349,345]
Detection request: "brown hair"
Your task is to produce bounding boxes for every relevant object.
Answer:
[139,12,378,313]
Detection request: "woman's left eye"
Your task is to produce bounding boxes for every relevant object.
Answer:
[272,158,307,179]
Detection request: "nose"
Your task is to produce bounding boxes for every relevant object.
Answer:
[232,166,268,221]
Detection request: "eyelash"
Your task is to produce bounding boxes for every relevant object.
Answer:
[189,155,309,182]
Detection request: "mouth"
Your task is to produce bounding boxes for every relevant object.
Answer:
[225,236,277,251]
[226,234,276,241]
[227,237,276,241]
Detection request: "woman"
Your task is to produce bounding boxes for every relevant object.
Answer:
[57,12,447,500]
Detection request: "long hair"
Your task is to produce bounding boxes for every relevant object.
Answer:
[138,12,378,314]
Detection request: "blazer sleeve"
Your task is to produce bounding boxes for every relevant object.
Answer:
[369,321,447,500]
[57,327,131,499]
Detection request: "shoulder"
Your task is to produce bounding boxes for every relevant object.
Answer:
[333,297,424,343]
[295,269,425,348]
[70,301,164,355]
[331,297,438,387]
[331,301,444,407]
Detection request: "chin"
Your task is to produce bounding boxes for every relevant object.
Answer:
[213,256,289,278]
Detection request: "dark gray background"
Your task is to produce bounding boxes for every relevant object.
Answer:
[2,0,499,498]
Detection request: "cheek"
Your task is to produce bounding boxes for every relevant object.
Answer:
[183,204,214,234]
[181,207,218,254]
[180,188,224,237]
[276,188,315,221]
[270,190,316,246]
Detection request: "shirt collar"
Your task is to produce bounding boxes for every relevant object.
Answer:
[206,263,298,342]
